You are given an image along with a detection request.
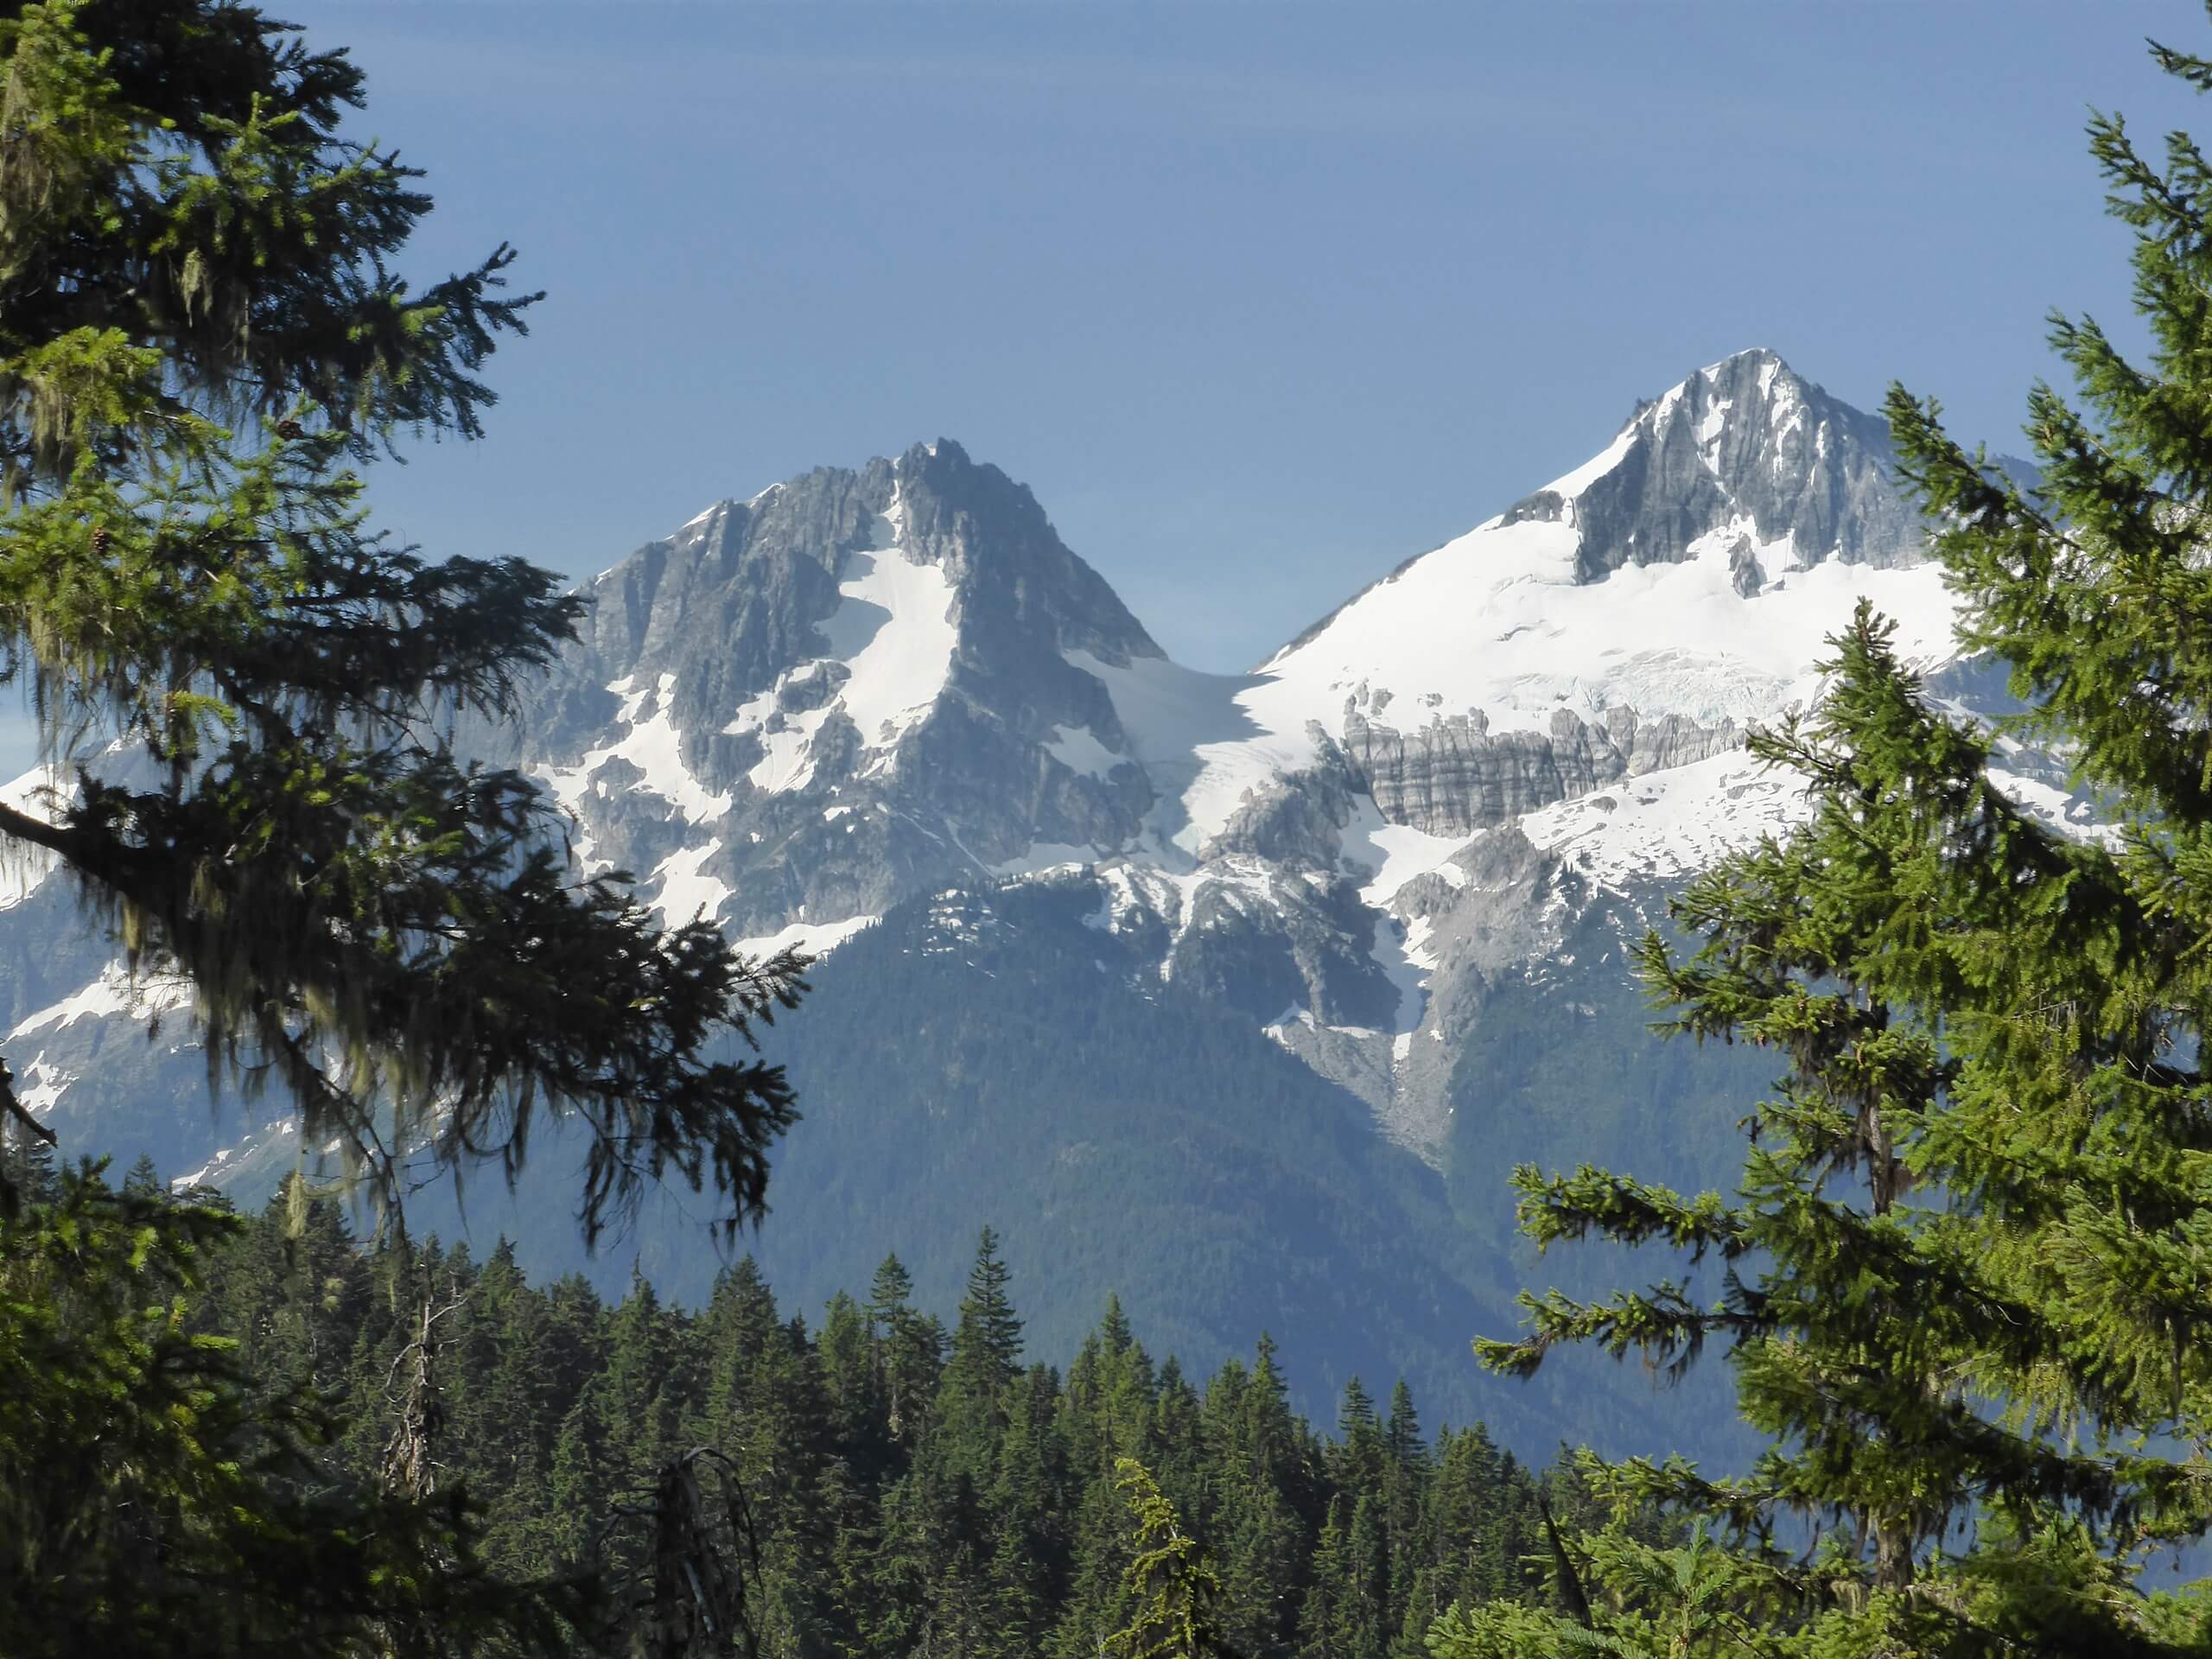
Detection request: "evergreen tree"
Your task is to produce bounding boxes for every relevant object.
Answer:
[1109,1458,1232,1659]
[1150,1357,1206,1518]
[1340,1495,1391,1659]
[213,1172,370,1395]
[1409,1423,1517,1626]
[698,1258,785,1446]
[447,1241,545,1560]
[587,1266,691,1503]
[1427,1520,1772,1659]
[1457,16,2212,1656]
[1297,1496,1349,1659]
[1101,1292,1137,1357]
[486,1270,608,1570]
[1331,1376,1385,1506]
[868,1252,943,1447]
[1380,1380,1427,1629]
[1208,1338,1311,1657]
[0,0,803,1240]
[693,1275,845,1655]
[817,1288,887,1474]
[949,1225,1025,1406]
[0,11,812,1637]
[1382,1382,1423,1491]
[546,1389,613,1567]
[1056,1465,1143,1659]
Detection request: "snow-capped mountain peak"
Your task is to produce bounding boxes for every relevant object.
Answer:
[1,355,2029,1179]
[479,353,1988,1154]
[1173,350,1950,857]
[512,439,1163,947]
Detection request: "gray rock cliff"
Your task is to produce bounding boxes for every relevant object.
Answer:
[1497,348,1921,581]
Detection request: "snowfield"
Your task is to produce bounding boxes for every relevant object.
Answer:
[1058,355,1966,887]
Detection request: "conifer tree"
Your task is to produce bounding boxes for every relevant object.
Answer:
[1342,1495,1392,1659]
[1101,1292,1137,1357]
[449,1241,542,1552]
[587,1266,690,1501]
[698,1258,785,1440]
[817,1288,885,1468]
[1332,1376,1386,1504]
[1455,13,2212,1656]
[1109,1457,1233,1659]
[216,1172,368,1392]
[950,1225,1025,1402]
[1210,1337,1311,1657]
[1381,1380,1426,1624]
[0,0,803,1241]
[1298,1496,1350,1659]
[868,1252,943,1446]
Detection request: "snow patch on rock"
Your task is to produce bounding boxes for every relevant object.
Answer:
[1518,747,1798,887]
[1338,797,1472,905]
[544,673,732,853]
[732,912,879,963]
[653,837,731,924]
[821,529,957,760]
[11,962,193,1040]
[14,1053,73,1116]
[717,488,959,795]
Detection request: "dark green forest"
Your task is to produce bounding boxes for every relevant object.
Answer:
[10,1148,1611,1658]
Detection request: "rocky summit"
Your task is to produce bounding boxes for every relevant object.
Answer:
[0,348,2099,1435]
[505,441,1162,947]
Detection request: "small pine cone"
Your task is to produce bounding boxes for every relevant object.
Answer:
[90,524,112,556]
[275,418,303,441]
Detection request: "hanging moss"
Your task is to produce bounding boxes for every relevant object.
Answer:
[0,0,804,1247]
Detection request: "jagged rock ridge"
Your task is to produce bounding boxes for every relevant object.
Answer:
[513,440,1166,943]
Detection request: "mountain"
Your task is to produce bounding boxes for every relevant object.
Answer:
[2,348,2087,1440]
[488,347,2002,1157]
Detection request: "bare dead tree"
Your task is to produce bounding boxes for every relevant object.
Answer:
[381,1267,469,1501]
[597,1446,762,1659]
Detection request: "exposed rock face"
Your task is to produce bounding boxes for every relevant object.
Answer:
[1337,703,1740,838]
[1499,347,1922,581]
[512,440,1166,938]
[1728,537,1764,598]
[1201,748,1362,866]
[1340,709,1569,837]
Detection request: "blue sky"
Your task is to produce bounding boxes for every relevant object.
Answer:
[231,3,2212,668]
